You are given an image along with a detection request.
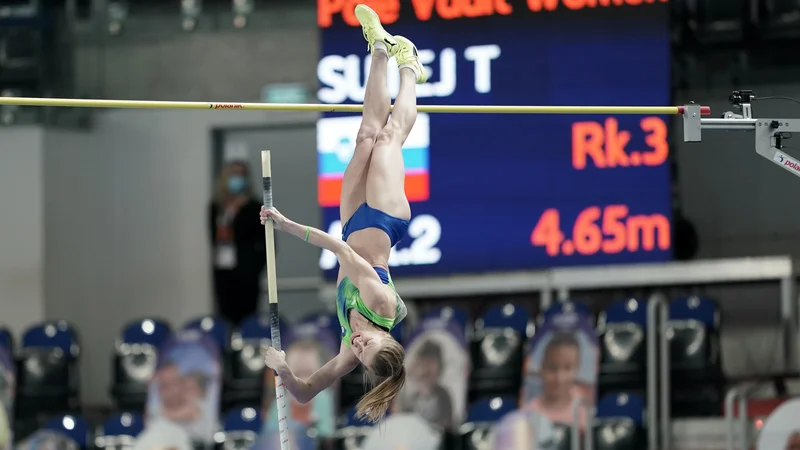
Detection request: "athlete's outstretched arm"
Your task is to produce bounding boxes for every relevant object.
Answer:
[265,344,358,403]
[260,206,344,254]
[260,207,385,291]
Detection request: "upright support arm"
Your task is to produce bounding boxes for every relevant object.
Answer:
[682,90,800,179]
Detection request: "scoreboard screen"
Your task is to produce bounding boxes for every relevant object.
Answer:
[316,0,672,278]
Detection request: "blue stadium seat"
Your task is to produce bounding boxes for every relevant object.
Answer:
[17,321,80,417]
[389,321,403,343]
[344,405,375,428]
[668,296,724,416]
[481,304,529,333]
[597,298,648,398]
[183,316,231,353]
[120,318,171,348]
[540,301,592,324]
[423,306,470,333]
[238,313,281,340]
[96,413,144,449]
[297,312,341,345]
[593,393,645,450]
[461,397,517,450]
[682,0,747,44]
[224,313,276,409]
[111,318,171,411]
[44,414,90,449]
[469,303,530,401]
[22,320,78,357]
[466,396,517,422]
[0,327,13,354]
[759,0,800,40]
[668,296,721,376]
[333,406,376,449]
[222,407,261,448]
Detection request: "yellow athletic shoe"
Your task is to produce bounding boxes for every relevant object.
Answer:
[354,4,398,55]
[393,35,427,84]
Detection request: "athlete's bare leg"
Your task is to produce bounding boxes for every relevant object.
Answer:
[366,36,426,220]
[339,6,398,224]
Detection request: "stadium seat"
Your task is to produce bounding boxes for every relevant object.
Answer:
[23,429,76,450]
[758,0,800,40]
[339,365,367,416]
[550,423,572,450]
[222,407,261,449]
[668,296,720,372]
[95,413,144,450]
[16,321,80,418]
[460,397,517,450]
[468,303,529,401]
[183,315,231,354]
[593,393,646,450]
[597,298,648,398]
[422,306,470,334]
[389,320,403,343]
[668,296,724,416]
[682,0,749,44]
[298,312,341,344]
[0,327,13,354]
[224,313,276,409]
[111,318,171,411]
[44,414,90,449]
[540,301,593,325]
[333,406,375,450]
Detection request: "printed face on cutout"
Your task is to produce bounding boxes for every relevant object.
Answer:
[541,343,579,402]
[158,365,185,410]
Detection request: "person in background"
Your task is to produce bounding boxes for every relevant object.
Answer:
[0,364,14,450]
[133,418,192,450]
[526,332,587,429]
[786,431,800,450]
[361,413,441,450]
[209,160,266,326]
[492,409,556,450]
[155,364,187,422]
[397,339,453,430]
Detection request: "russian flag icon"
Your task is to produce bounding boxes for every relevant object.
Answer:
[317,114,430,208]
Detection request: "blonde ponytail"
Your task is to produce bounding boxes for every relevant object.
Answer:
[355,337,406,423]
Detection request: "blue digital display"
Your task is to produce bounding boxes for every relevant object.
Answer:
[316,4,672,278]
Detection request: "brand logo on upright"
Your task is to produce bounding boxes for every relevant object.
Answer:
[774,151,800,174]
[785,160,800,172]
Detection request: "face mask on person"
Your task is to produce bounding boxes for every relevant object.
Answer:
[227,175,247,194]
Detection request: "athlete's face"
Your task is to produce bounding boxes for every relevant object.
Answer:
[350,330,386,366]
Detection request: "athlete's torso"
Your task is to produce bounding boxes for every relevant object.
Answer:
[340,228,392,273]
[336,271,407,346]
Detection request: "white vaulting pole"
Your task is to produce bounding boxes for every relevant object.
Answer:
[261,150,289,450]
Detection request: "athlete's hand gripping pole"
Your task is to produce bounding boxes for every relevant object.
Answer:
[261,150,289,450]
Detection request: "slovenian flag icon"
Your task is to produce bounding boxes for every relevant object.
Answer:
[317,113,430,208]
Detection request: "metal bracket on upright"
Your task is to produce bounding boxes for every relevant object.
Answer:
[682,102,702,142]
[682,89,800,179]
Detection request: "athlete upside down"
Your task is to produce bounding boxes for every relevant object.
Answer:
[259,4,426,424]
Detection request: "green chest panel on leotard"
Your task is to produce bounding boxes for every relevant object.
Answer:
[336,276,407,347]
